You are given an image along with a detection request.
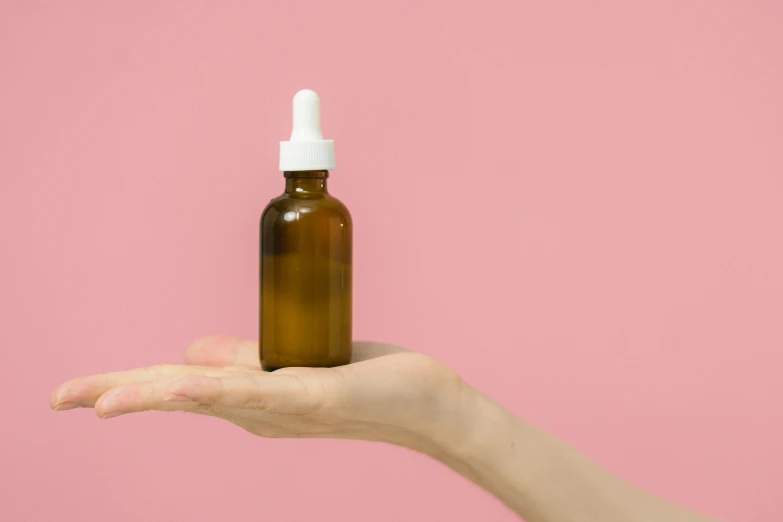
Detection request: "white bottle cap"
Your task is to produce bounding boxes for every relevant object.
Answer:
[279,89,336,171]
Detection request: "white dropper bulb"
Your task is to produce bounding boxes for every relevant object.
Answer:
[279,89,335,171]
[290,89,324,141]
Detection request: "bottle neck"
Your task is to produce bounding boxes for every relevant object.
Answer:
[284,170,329,195]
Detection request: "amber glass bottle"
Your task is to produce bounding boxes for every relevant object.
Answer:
[259,170,352,370]
[259,90,351,370]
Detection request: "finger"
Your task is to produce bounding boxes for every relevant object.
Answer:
[185,336,260,369]
[49,364,232,410]
[165,373,319,415]
[90,371,263,418]
[93,379,195,418]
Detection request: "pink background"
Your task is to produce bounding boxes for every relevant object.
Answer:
[2,1,782,521]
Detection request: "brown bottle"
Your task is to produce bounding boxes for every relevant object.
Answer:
[259,90,352,370]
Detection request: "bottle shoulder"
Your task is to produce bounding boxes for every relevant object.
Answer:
[324,194,352,221]
[261,193,351,224]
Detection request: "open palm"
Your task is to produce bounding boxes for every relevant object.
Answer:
[49,338,465,450]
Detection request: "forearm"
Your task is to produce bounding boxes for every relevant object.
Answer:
[422,386,716,522]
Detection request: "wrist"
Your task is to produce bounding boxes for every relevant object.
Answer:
[415,380,515,467]
[412,382,534,507]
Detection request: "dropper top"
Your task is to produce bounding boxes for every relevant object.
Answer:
[290,89,324,141]
[279,89,335,171]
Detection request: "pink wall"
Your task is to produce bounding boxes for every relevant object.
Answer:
[2,1,782,521]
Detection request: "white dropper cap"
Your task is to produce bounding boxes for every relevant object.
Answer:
[279,89,336,171]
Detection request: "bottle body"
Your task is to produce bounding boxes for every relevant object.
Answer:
[259,170,352,370]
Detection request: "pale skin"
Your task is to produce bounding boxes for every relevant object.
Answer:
[50,338,717,522]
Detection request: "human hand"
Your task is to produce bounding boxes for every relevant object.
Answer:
[49,338,467,452]
[49,338,719,522]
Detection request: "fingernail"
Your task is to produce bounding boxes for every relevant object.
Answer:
[54,402,80,411]
[164,393,193,402]
[101,411,124,419]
